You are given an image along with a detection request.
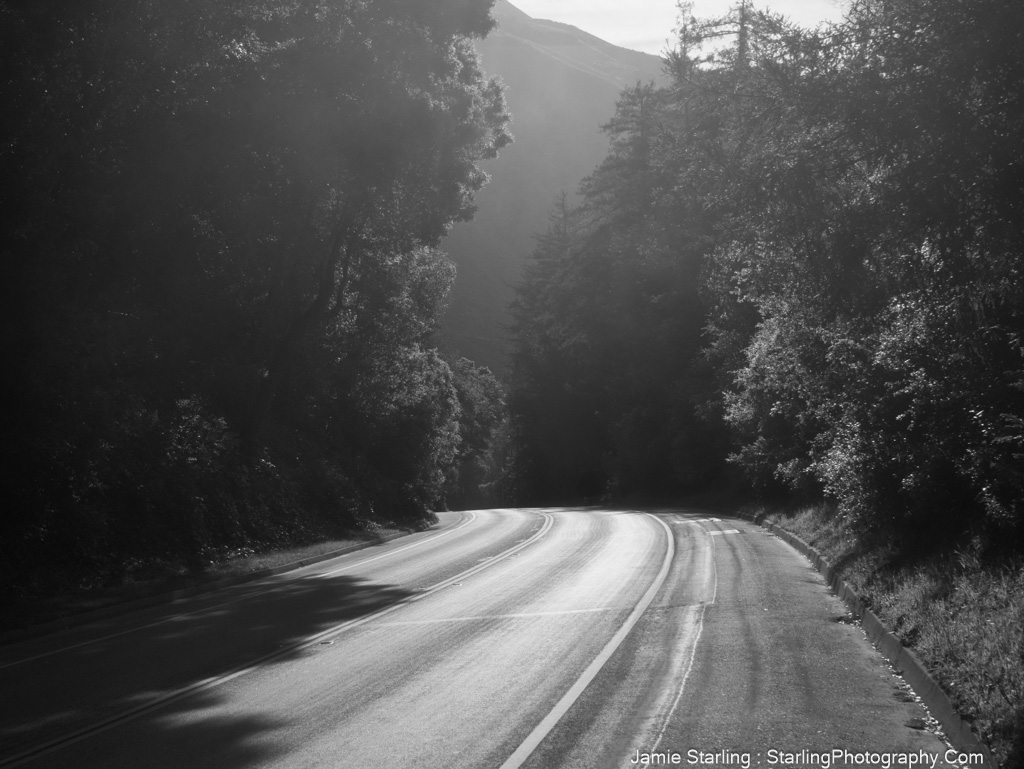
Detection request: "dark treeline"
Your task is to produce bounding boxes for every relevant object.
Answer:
[509,0,1024,553]
[0,0,510,594]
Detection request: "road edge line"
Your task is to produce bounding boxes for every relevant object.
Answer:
[0,511,551,769]
[0,524,435,647]
[0,512,479,670]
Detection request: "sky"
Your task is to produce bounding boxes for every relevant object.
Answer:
[509,0,848,55]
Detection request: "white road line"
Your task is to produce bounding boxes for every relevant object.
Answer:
[651,521,719,753]
[499,513,675,769]
[316,511,484,577]
[375,607,613,627]
[0,512,554,769]
[709,529,740,535]
[0,512,479,671]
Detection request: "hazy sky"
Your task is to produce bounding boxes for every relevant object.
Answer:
[509,0,848,55]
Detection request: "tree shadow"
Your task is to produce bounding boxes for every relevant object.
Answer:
[1,574,414,768]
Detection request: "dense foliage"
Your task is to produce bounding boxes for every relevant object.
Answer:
[509,0,1024,553]
[0,0,510,594]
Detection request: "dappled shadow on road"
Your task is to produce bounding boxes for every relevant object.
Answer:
[23,687,293,769]
[1,574,414,768]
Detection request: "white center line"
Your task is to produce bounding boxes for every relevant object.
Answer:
[499,513,675,769]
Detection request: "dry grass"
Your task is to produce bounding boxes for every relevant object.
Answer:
[757,503,1024,768]
[201,534,400,580]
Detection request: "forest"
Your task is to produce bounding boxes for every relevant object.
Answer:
[3,0,1021,761]
[509,0,1024,556]
[4,0,1023,612]
[0,0,510,596]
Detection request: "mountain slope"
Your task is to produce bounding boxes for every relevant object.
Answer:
[439,0,666,376]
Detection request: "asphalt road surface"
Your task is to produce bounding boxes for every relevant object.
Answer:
[0,508,960,768]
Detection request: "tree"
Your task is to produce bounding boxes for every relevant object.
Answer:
[0,0,511,593]
[445,358,507,509]
[699,0,1024,546]
[508,78,729,502]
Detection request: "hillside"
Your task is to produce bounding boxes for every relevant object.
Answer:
[438,0,667,376]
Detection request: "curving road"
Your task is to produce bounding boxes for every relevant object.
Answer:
[0,509,958,768]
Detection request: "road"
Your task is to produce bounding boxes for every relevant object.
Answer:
[0,508,957,768]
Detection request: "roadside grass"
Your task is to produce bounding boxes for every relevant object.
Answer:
[201,531,402,579]
[0,527,405,639]
[756,503,1024,768]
